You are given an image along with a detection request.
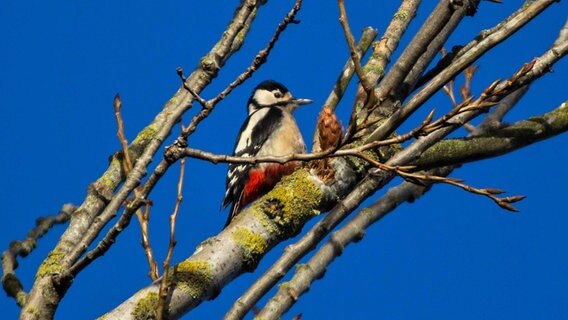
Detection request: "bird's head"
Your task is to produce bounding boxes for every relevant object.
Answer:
[247,80,312,115]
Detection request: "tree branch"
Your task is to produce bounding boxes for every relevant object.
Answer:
[254,33,567,317]
[321,27,378,113]
[365,0,557,144]
[2,204,75,307]
[254,165,452,319]
[20,1,265,318]
[114,94,159,280]
[414,101,568,169]
[337,0,374,93]
[157,157,186,320]
[67,0,305,281]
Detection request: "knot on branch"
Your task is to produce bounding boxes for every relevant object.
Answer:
[91,182,114,203]
[200,56,217,73]
[254,51,268,65]
[51,270,74,297]
[164,138,189,163]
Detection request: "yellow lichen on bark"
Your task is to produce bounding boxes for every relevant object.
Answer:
[231,227,268,270]
[171,260,214,299]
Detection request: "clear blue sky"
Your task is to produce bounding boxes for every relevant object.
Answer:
[1,1,567,319]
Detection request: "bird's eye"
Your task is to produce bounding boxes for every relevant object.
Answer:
[274,91,283,98]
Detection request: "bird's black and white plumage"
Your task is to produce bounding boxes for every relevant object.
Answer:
[222,80,312,227]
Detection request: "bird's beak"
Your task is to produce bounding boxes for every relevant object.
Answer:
[293,98,313,106]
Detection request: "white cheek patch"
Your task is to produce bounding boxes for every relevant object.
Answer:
[253,89,278,106]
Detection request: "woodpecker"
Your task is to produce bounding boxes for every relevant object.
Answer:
[222,80,312,227]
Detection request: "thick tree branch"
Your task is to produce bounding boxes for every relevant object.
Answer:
[373,1,457,102]
[344,0,420,139]
[254,34,566,317]
[414,101,568,169]
[20,1,264,319]
[365,0,557,143]
[256,30,568,314]
[67,0,305,280]
[12,2,566,319]
[254,165,452,319]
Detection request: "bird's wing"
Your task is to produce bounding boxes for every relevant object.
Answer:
[222,107,284,210]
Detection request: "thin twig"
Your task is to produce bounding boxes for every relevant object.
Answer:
[207,0,304,108]
[322,27,378,112]
[181,112,433,166]
[67,0,299,279]
[103,23,568,317]
[357,149,525,211]
[337,0,373,94]
[440,48,458,107]
[114,95,134,172]
[2,204,75,307]
[471,84,528,135]
[157,156,186,320]
[24,2,264,317]
[113,94,159,280]
[253,40,567,318]
[179,0,305,141]
[364,0,556,144]
[342,0,421,142]
[176,67,207,108]
[460,65,478,132]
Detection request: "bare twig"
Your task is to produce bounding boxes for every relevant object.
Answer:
[207,0,305,108]
[176,67,207,108]
[337,0,373,94]
[439,53,480,133]
[343,0,421,141]
[67,0,302,283]
[181,113,431,166]
[471,85,529,135]
[20,1,311,318]
[460,65,479,132]
[254,36,567,318]
[313,27,378,150]
[157,156,186,320]
[365,0,557,144]
[104,32,567,317]
[322,27,378,112]
[440,48,459,107]
[355,148,525,212]
[179,0,306,141]
[2,204,75,307]
[114,95,159,280]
